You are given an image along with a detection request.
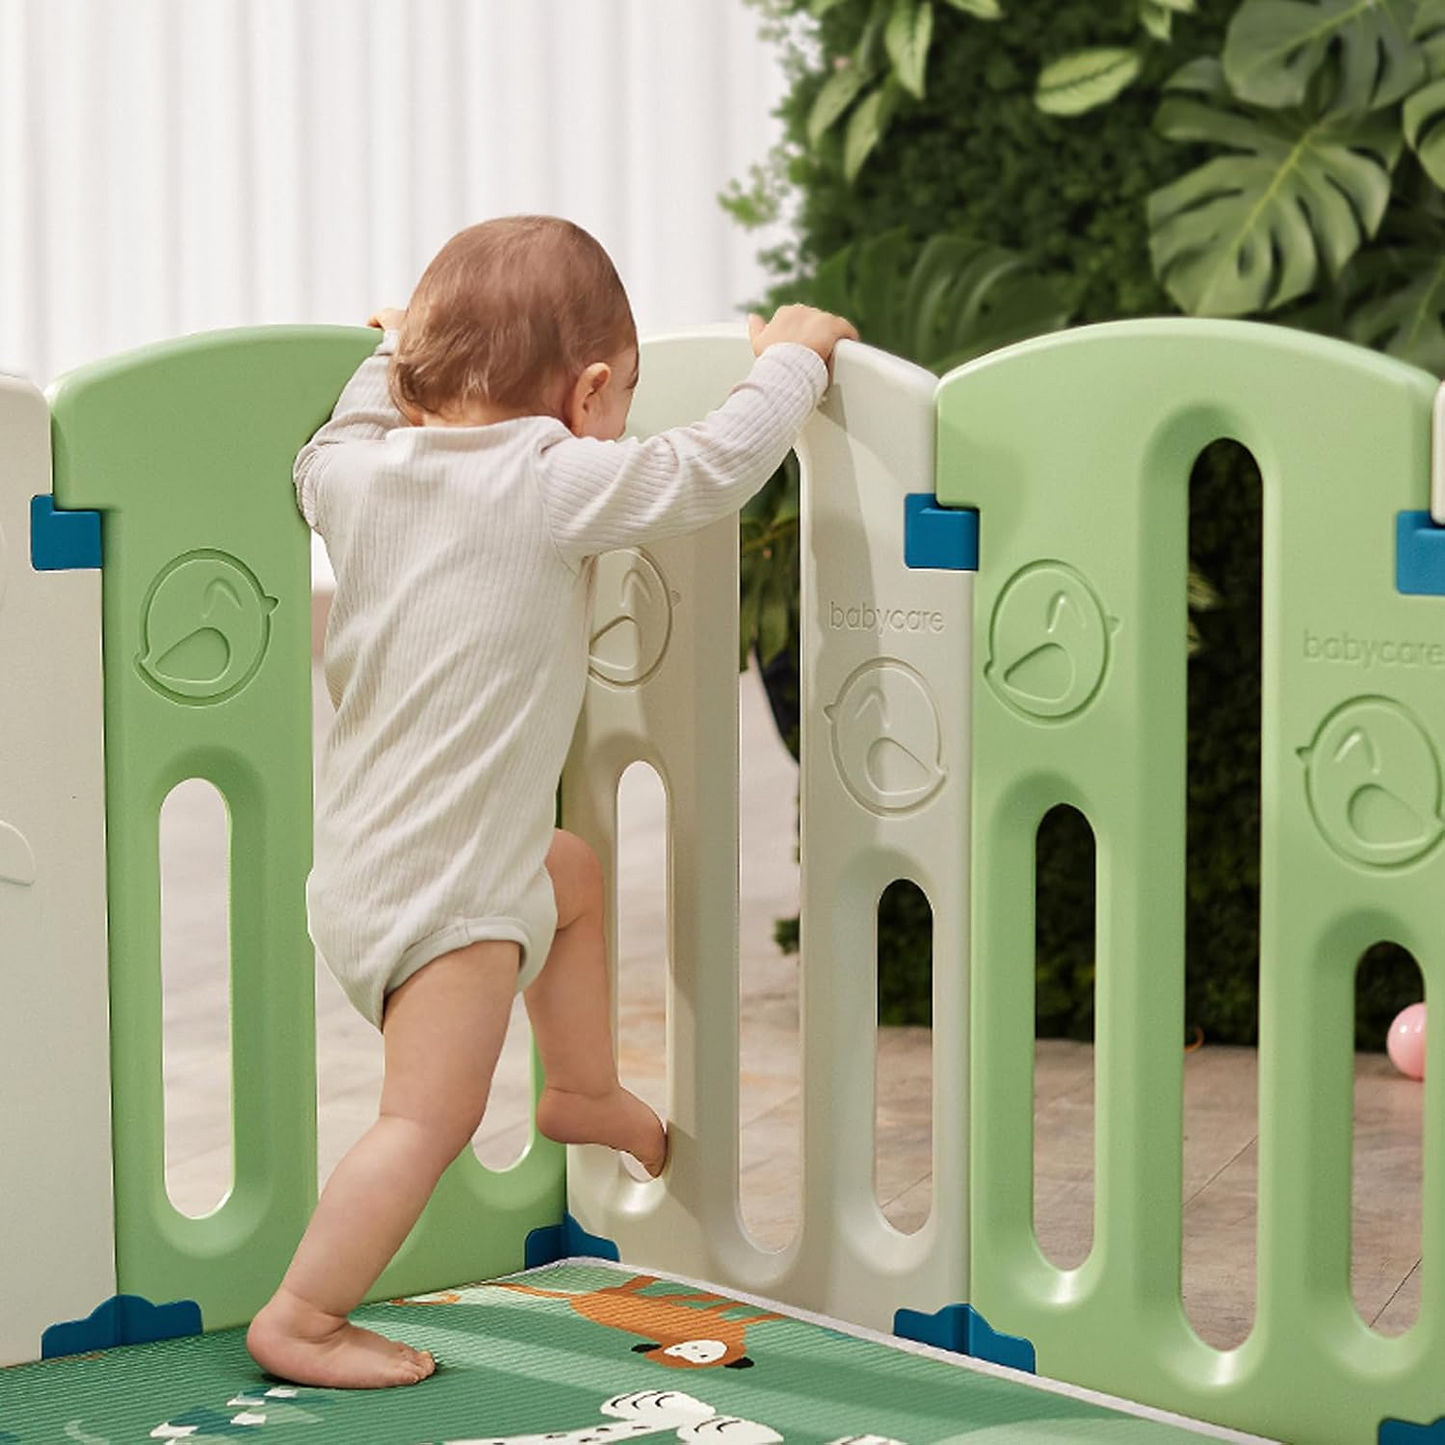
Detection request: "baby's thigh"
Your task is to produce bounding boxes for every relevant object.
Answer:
[544,828,603,929]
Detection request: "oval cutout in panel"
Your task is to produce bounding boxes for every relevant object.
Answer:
[876,878,932,1234]
[738,654,802,1252]
[1033,803,1096,1272]
[1181,438,1262,1351]
[1353,942,1424,1337]
[160,778,234,1218]
[615,760,669,1182]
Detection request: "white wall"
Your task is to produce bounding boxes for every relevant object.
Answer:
[0,0,792,387]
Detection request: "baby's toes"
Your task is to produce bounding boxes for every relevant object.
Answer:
[642,1126,669,1178]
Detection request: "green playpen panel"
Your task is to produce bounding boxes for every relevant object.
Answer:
[48,327,563,1333]
[941,318,1444,1443]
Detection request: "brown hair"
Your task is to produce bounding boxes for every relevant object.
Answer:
[390,216,636,421]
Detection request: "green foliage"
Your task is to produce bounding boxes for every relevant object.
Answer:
[885,0,936,98]
[740,452,801,671]
[1036,47,1145,114]
[1142,0,1200,44]
[732,0,1426,1045]
[802,0,1005,179]
[1149,58,1400,316]
[810,229,1072,370]
[1404,0,1445,183]
[1223,0,1423,112]
[1033,0,1197,113]
[1340,184,1445,370]
[761,0,1213,326]
[810,62,875,146]
[719,152,793,232]
[1148,0,1445,363]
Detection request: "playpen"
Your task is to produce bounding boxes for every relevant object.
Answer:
[1,318,1442,1443]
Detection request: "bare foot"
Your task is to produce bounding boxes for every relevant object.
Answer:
[247,1287,436,1389]
[536,1083,668,1176]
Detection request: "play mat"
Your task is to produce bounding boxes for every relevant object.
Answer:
[0,1261,1264,1443]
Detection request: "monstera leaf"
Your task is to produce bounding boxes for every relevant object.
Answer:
[1149,58,1400,316]
[1343,198,1445,372]
[1347,256,1445,370]
[1223,0,1425,112]
[810,229,1071,373]
[1403,0,1445,183]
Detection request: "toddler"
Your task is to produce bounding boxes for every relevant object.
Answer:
[246,215,856,1389]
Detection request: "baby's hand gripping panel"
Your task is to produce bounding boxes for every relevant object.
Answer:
[0,374,113,1366]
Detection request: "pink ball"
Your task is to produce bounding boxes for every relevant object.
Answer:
[1387,1002,1427,1081]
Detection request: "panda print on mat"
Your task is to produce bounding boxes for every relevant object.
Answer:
[444,1391,907,1445]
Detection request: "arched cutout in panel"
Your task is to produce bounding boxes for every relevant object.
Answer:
[160,778,233,1218]
[1033,803,1095,1270]
[1354,942,1424,1336]
[738,630,802,1252]
[472,992,534,1174]
[876,879,932,1233]
[1181,438,1261,1351]
[615,760,669,1183]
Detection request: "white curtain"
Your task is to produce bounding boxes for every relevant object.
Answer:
[0,0,793,386]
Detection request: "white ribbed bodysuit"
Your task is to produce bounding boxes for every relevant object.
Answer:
[297,332,827,1027]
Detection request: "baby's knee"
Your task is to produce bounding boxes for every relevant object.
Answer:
[547,829,604,921]
[382,1095,489,1173]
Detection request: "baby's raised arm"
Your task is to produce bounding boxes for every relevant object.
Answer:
[534,311,855,568]
[294,321,409,528]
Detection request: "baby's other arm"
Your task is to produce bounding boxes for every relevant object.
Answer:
[294,314,409,528]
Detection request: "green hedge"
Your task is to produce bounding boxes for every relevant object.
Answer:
[760,2,1223,325]
[739,0,1424,1047]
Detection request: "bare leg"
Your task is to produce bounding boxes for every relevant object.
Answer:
[247,941,518,1387]
[528,830,667,1176]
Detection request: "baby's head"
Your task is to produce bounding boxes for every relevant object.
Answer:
[390,216,639,437]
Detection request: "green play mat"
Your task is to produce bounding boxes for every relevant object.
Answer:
[0,1261,1263,1442]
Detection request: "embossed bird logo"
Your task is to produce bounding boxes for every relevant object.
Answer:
[1299,699,1445,867]
[136,551,277,704]
[985,562,1113,721]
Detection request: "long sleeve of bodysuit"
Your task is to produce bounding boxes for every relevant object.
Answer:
[294,329,406,528]
[532,342,828,570]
